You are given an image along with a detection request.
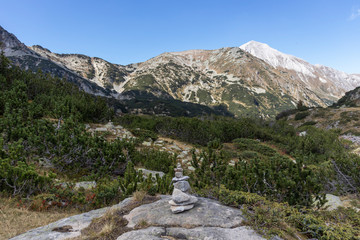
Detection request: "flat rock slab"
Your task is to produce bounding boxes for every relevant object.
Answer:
[124,196,245,228]
[117,227,166,240]
[171,204,195,213]
[10,198,134,240]
[117,226,265,240]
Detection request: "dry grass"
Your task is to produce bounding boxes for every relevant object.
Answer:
[0,197,80,240]
[134,219,149,229]
[75,195,159,240]
[132,190,146,202]
[77,207,129,240]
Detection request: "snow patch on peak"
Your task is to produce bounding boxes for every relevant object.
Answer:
[252,87,266,94]
[240,41,315,77]
[319,77,327,83]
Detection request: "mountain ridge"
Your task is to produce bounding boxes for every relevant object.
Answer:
[2,25,360,118]
[0,25,114,97]
[240,40,360,92]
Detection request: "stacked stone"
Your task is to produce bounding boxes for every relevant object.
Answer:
[169,163,198,213]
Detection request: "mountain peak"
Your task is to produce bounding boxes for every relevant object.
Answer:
[0,25,35,56]
[240,40,316,77]
[240,40,360,91]
[240,40,271,49]
[30,45,52,53]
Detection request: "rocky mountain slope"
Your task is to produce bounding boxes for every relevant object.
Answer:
[30,44,342,118]
[0,26,113,97]
[30,41,360,118]
[2,25,360,118]
[335,85,360,107]
[278,84,360,155]
[29,45,137,91]
[122,47,335,118]
[240,41,360,95]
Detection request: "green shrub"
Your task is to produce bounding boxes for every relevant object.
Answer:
[294,111,310,120]
[94,179,122,207]
[131,148,176,173]
[197,186,360,240]
[130,128,158,141]
[0,139,55,197]
[233,138,277,157]
[238,150,259,160]
[191,138,325,206]
[276,109,298,120]
[300,121,317,127]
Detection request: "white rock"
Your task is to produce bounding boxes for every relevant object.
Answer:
[171,204,194,213]
[94,127,107,132]
[142,141,152,147]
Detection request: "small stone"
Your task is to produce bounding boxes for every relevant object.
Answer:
[172,189,190,203]
[170,204,194,213]
[52,225,73,232]
[169,196,198,206]
[142,141,152,147]
[187,166,195,171]
[175,172,183,178]
[74,181,96,190]
[173,181,190,192]
[95,127,107,132]
[172,176,189,182]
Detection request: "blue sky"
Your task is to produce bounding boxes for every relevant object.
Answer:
[0,0,359,73]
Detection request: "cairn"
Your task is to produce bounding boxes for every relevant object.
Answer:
[169,163,198,213]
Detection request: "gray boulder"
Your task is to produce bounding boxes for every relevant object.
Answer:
[124,196,245,228]
[12,195,266,240]
[10,198,133,240]
[117,226,265,240]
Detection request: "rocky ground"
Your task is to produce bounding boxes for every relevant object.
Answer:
[10,196,265,240]
[87,121,201,171]
[8,121,360,240]
[285,107,360,155]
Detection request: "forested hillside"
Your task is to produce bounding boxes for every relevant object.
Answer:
[1,53,360,239]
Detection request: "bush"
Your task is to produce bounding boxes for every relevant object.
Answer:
[294,111,310,120]
[197,186,360,240]
[0,139,55,197]
[191,138,325,206]
[300,121,317,127]
[94,179,122,207]
[130,128,158,141]
[276,109,298,120]
[131,148,176,173]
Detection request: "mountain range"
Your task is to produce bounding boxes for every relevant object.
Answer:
[1,25,359,118]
